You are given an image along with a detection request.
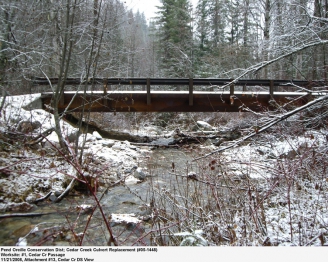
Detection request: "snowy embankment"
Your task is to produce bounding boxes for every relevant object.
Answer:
[219,130,328,180]
[0,94,152,212]
[1,94,328,246]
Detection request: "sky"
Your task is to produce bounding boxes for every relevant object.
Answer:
[125,0,199,21]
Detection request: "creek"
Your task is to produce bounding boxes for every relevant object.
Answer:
[0,148,201,246]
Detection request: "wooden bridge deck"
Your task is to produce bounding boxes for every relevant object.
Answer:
[31,78,327,112]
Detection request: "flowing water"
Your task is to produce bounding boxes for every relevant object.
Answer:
[0,148,203,246]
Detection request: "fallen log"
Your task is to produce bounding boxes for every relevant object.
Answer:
[63,113,152,143]
[130,142,180,148]
[26,127,55,146]
[168,129,241,146]
[0,207,92,219]
[32,191,52,204]
[54,178,76,203]
[0,212,56,219]
[169,137,205,145]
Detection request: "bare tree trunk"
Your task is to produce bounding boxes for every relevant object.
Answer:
[263,0,271,78]
[75,0,104,161]
[243,0,250,47]
[0,89,7,114]
[213,0,219,49]
[312,0,323,80]
[321,6,327,82]
[51,0,77,152]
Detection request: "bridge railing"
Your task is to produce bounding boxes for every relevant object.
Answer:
[31,77,325,94]
[32,77,323,87]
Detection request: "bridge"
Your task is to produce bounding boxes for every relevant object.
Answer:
[31,77,327,112]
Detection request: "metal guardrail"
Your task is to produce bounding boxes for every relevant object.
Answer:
[31,77,324,87]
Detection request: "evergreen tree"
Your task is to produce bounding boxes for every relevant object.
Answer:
[209,0,227,48]
[195,0,211,51]
[194,0,213,76]
[156,0,193,77]
[194,0,229,77]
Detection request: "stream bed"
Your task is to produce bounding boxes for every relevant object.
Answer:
[0,148,200,246]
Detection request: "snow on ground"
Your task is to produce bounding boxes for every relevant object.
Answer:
[150,137,175,145]
[1,94,328,246]
[206,130,328,246]
[214,129,328,180]
[0,94,152,212]
[110,213,141,224]
[1,94,77,136]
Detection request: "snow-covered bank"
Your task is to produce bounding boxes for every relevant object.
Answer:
[218,129,328,179]
[0,94,152,211]
[1,94,328,246]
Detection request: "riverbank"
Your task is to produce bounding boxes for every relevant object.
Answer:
[1,94,328,246]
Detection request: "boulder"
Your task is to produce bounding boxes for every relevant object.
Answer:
[133,167,147,181]
[102,139,116,148]
[93,131,102,140]
[193,121,214,131]
[112,142,123,150]
[124,175,140,185]
[78,133,96,143]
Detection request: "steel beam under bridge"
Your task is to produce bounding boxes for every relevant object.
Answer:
[38,91,318,113]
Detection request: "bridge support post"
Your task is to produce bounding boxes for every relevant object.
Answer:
[147,78,151,105]
[230,81,235,105]
[269,80,274,97]
[189,78,193,106]
[103,79,108,106]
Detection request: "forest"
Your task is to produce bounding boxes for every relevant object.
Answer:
[0,0,328,247]
[1,0,328,87]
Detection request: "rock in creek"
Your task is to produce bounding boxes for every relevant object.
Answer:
[49,194,57,202]
[133,167,148,181]
[93,131,102,140]
[124,175,141,185]
[193,121,215,131]
[102,139,116,148]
